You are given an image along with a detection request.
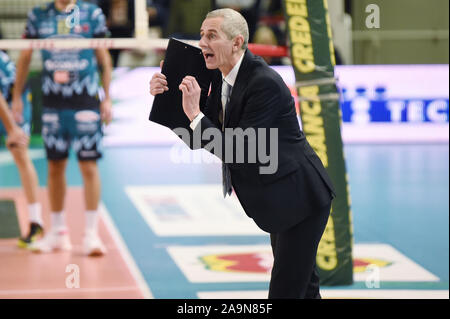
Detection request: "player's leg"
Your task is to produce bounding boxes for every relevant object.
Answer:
[9,145,39,205]
[78,160,100,213]
[73,108,105,256]
[7,92,44,247]
[9,143,44,247]
[29,108,71,253]
[47,158,68,213]
[78,159,105,256]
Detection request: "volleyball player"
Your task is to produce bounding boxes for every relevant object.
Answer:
[12,0,112,256]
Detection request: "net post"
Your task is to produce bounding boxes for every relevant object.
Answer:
[134,0,149,41]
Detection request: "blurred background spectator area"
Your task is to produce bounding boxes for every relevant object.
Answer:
[0,0,448,68]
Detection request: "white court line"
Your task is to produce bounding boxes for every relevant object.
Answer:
[197,289,450,299]
[0,149,46,165]
[323,289,449,299]
[99,203,154,299]
[0,245,119,252]
[0,286,139,296]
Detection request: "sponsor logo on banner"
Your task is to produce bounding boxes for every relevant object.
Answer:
[340,86,449,124]
[105,66,448,146]
[200,253,392,275]
[201,252,272,274]
[143,196,191,221]
[353,258,392,273]
[167,244,439,283]
[273,65,449,124]
[126,186,265,236]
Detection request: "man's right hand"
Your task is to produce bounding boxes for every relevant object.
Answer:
[149,60,168,96]
[11,96,24,124]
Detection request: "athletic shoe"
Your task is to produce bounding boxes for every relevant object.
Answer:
[29,228,72,253]
[17,222,44,249]
[83,233,106,257]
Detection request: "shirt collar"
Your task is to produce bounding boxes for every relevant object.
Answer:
[53,0,78,13]
[222,51,245,87]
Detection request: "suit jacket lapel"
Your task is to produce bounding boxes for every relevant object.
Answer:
[203,70,223,127]
[225,49,254,127]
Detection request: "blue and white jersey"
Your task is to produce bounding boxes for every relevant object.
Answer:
[24,0,109,109]
[0,50,16,101]
[0,51,32,136]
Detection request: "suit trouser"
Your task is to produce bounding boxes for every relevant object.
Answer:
[268,202,331,299]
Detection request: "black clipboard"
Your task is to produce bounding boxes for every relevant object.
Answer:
[149,38,214,132]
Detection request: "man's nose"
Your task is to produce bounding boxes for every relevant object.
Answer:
[199,37,206,49]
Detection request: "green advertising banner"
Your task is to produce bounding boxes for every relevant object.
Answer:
[283,0,353,285]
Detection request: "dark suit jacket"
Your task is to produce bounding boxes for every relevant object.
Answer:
[191,50,335,233]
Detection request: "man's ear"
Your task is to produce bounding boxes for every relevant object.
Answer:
[233,35,245,51]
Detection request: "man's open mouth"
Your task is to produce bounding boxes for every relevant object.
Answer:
[204,53,215,60]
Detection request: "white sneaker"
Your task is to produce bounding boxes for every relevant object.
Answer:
[83,233,106,257]
[29,228,72,253]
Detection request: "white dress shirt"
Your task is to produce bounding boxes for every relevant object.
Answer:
[190,52,245,131]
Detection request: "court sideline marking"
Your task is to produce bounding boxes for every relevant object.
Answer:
[0,286,139,296]
[99,203,154,299]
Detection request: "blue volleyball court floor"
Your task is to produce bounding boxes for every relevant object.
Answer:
[0,142,448,299]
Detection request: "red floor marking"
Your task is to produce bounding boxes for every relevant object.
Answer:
[0,187,144,299]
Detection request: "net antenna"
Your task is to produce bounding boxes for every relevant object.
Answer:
[134,0,148,40]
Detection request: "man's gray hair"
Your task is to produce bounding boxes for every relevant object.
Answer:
[206,8,249,50]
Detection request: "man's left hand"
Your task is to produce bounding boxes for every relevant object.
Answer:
[100,97,113,125]
[179,76,201,121]
[6,126,29,149]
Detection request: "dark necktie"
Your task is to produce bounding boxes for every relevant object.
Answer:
[221,80,233,197]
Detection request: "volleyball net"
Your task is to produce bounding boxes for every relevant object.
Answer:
[0,0,288,55]
[0,0,291,138]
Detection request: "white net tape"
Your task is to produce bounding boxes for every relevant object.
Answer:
[0,38,200,50]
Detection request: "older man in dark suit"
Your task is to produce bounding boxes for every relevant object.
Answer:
[150,8,335,299]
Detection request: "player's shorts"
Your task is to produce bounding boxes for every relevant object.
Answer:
[41,107,103,161]
[0,90,32,139]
